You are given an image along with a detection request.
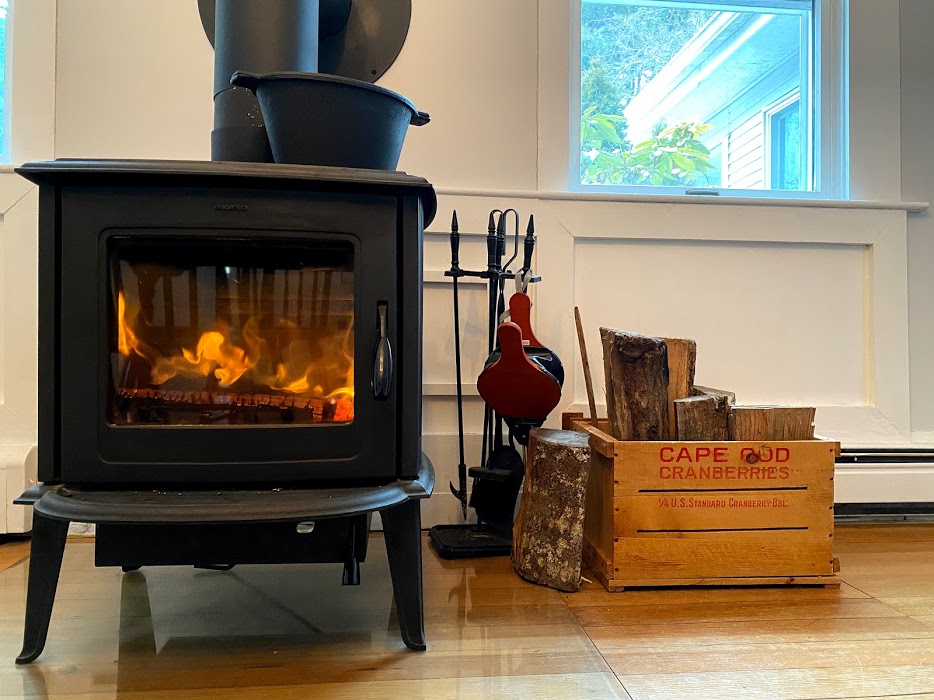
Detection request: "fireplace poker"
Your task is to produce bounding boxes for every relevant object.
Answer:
[479,211,501,471]
[446,211,469,518]
[519,215,535,290]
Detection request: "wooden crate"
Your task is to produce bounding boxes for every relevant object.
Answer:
[563,413,840,591]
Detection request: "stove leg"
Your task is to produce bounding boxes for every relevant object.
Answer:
[381,499,426,651]
[17,515,69,664]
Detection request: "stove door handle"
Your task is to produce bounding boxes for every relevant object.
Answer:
[373,303,393,400]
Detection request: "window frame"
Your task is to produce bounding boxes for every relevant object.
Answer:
[763,92,802,190]
[569,0,848,200]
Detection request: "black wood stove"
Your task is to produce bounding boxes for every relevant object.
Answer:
[13,0,437,664]
[13,159,436,662]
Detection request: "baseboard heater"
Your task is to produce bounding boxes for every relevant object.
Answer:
[835,447,934,521]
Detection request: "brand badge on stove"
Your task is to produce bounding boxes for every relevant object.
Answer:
[213,204,249,212]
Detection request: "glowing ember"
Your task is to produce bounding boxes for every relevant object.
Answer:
[116,292,354,421]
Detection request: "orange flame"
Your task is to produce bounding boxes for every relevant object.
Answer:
[117,292,354,419]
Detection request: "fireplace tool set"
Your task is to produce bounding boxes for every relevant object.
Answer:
[13,0,436,663]
[429,210,564,559]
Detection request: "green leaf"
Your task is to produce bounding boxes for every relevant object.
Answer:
[670,153,695,171]
[686,139,710,155]
[592,120,623,143]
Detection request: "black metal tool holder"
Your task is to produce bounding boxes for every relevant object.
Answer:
[428,210,539,560]
[13,455,434,664]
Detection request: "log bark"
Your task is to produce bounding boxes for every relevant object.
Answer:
[512,429,591,592]
[664,338,697,439]
[600,329,670,441]
[730,406,816,441]
[675,395,730,441]
[691,385,737,406]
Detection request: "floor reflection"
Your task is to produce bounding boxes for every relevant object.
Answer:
[4,539,612,699]
[27,559,402,696]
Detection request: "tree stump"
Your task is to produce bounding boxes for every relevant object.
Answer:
[600,329,669,441]
[512,429,591,592]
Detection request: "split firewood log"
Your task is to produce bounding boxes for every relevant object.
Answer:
[600,329,669,441]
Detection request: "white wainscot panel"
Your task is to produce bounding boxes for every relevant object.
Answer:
[533,199,911,449]
[573,239,867,407]
[421,193,917,512]
[421,281,489,390]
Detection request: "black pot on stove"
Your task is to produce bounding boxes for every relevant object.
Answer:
[231,71,429,170]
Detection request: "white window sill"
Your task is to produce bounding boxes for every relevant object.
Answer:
[436,187,930,213]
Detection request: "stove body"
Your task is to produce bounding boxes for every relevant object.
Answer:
[22,160,433,490]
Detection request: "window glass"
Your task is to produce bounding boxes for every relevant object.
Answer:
[580,0,814,193]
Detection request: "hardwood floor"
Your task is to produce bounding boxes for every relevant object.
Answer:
[0,540,29,573]
[0,524,932,699]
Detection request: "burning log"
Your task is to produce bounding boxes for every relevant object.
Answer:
[117,387,347,420]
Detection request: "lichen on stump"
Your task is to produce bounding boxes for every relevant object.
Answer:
[512,429,591,592]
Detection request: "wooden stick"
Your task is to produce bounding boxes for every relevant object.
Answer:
[574,307,598,426]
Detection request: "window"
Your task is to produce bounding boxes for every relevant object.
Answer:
[577,0,843,197]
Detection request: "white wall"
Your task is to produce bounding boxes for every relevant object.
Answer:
[901,0,934,440]
[55,0,540,191]
[55,0,213,161]
[25,0,934,526]
[0,0,58,532]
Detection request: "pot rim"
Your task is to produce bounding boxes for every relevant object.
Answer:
[231,70,430,126]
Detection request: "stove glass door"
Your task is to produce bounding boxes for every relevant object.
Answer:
[109,237,355,427]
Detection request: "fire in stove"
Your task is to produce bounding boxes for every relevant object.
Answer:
[109,241,356,427]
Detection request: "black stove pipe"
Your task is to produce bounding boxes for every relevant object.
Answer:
[211,0,323,162]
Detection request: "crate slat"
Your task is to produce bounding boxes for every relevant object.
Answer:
[613,491,833,536]
[615,537,833,579]
[612,441,836,494]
